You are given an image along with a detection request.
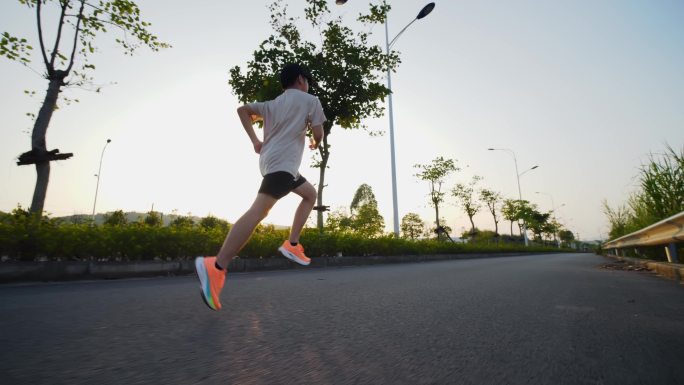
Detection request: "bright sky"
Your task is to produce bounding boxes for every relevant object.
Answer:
[1,0,683,241]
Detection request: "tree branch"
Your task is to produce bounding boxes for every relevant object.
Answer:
[84,2,108,15]
[64,14,126,32]
[49,0,70,69]
[84,1,135,22]
[66,0,86,73]
[36,0,51,70]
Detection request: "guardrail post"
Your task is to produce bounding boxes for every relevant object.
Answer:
[665,243,679,263]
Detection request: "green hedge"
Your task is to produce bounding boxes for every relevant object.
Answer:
[0,210,565,261]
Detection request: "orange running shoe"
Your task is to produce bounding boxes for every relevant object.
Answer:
[194,256,225,311]
[278,240,311,266]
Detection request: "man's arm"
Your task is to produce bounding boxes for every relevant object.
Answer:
[237,105,262,154]
[309,124,324,150]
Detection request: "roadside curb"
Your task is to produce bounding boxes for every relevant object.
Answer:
[0,252,561,283]
[608,255,684,282]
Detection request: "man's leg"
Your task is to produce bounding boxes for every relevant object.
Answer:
[216,193,278,269]
[289,181,317,243]
[277,181,316,266]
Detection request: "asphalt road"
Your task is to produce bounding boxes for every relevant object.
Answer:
[1,253,683,385]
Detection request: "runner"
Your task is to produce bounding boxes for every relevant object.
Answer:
[195,63,326,311]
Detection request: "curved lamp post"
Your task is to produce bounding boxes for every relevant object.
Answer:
[488,148,538,246]
[535,191,556,212]
[534,191,565,216]
[337,0,436,237]
[92,139,111,221]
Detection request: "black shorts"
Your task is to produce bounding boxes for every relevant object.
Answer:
[259,171,307,199]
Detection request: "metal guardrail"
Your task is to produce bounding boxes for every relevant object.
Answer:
[602,211,684,263]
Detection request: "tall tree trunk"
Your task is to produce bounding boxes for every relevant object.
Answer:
[469,216,475,234]
[316,135,330,233]
[510,220,513,236]
[434,204,440,241]
[29,73,65,215]
[31,163,50,215]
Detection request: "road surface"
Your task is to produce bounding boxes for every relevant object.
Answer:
[1,253,683,384]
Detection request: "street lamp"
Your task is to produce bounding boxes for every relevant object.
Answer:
[337,0,435,237]
[535,191,556,212]
[92,139,111,221]
[488,148,538,246]
[534,191,565,214]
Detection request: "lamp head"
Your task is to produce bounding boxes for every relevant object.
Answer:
[417,2,435,19]
[336,0,347,4]
[106,139,111,143]
[531,165,539,170]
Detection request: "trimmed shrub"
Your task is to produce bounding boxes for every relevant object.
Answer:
[0,210,568,261]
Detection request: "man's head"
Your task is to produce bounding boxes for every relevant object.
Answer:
[280,63,312,92]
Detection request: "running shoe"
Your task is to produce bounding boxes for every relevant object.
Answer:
[278,240,311,266]
[194,256,225,311]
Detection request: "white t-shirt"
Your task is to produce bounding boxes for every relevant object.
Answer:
[248,89,327,178]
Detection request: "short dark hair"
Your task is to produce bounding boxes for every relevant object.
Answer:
[280,63,312,89]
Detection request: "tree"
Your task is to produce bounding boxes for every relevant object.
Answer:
[67,214,90,224]
[229,0,398,232]
[479,188,502,236]
[352,203,385,238]
[428,218,453,241]
[2,1,169,215]
[559,229,575,243]
[199,215,230,232]
[452,175,482,235]
[515,200,538,240]
[325,208,353,234]
[349,184,384,238]
[543,217,562,244]
[501,199,518,236]
[501,199,535,238]
[519,205,549,242]
[104,210,126,226]
[414,156,458,240]
[143,210,162,227]
[325,184,384,237]
[170,215,195,228]
[350,183,377,215]
[401,213,424,240]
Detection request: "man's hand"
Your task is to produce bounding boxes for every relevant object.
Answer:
[310,124,324,150]
[237,105,262,153]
